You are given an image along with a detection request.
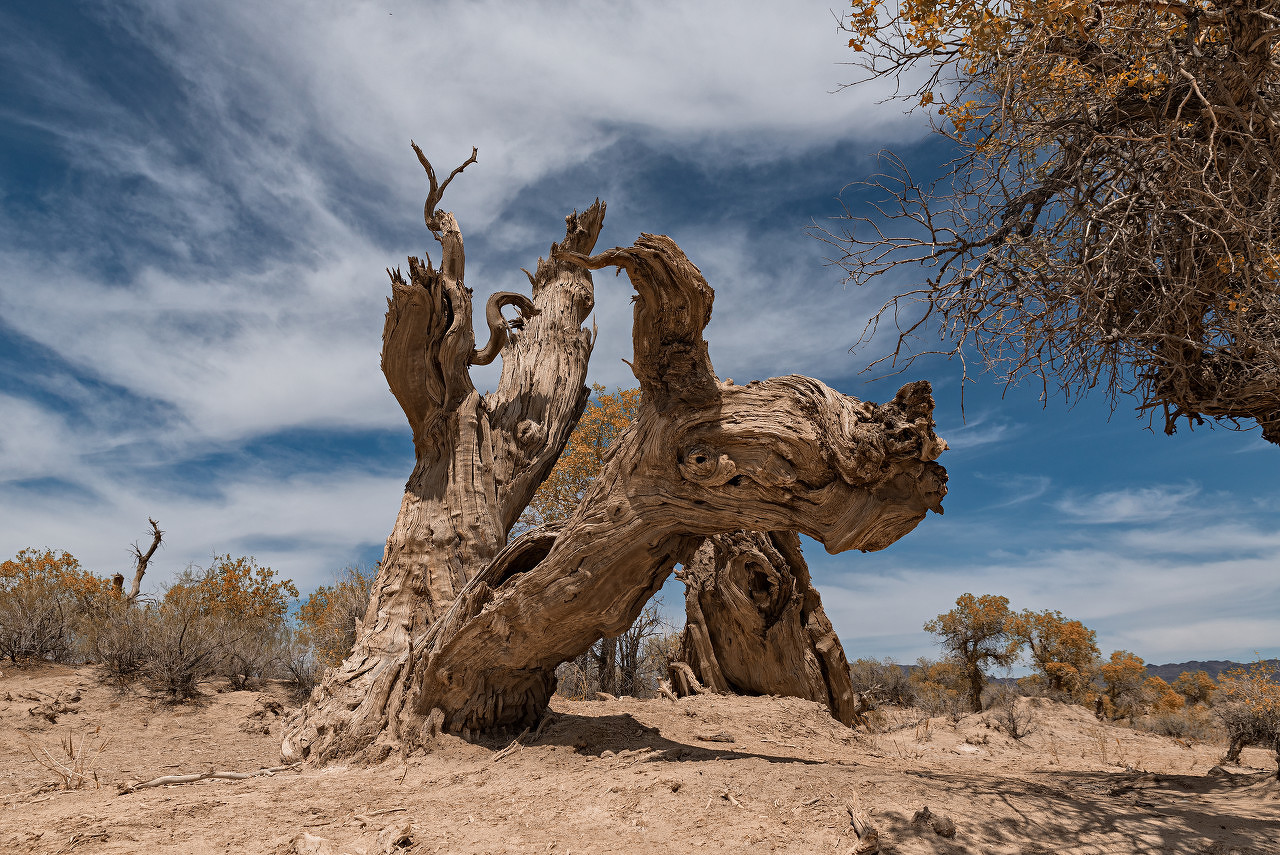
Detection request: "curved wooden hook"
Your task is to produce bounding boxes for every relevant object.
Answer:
[471,291,540,366]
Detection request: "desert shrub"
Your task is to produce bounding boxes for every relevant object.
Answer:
[1138,705,1219,741]
[850,658,915,707]
[0,549,113,664]
[143,583,225,701]
[910,657,969,719]
[554,603,676,699]
[277,629,323,701]
[1215,661,1280,772]
[987,684,1036,740]
[137,555,297,700]
[80,596,155,687]
[295,564,377,669]
[1174,670,1216,707]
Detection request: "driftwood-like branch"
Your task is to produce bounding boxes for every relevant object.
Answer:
[471,292,540,366]
[116,763,300,795]
[127,518,162,603]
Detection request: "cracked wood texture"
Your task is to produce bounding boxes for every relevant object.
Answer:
[283,230,948,763]
[281,148,605,764]
[670,531,863,726]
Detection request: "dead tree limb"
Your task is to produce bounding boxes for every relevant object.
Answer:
[126,518,162,603]
[281,146,605,762]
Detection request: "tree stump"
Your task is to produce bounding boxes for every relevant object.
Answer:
[671,530,863,726]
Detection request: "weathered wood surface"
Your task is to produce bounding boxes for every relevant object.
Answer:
[281,147,605,763]
[671,530,863,726]
[283,221,947,763]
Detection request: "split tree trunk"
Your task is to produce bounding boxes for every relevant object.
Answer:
[283,205,949,762]
[281,147,606,762]
[669,530,865,726]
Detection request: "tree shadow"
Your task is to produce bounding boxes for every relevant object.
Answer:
[492,710,829,766]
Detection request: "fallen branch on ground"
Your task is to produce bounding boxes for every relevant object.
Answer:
[116,763,300,794]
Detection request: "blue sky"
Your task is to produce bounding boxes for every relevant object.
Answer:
[2,0,1276,668]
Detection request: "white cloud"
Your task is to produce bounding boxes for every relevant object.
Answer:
[1055,484,1202,524]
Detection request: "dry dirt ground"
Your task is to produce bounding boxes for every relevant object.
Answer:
[1,664,1277,854]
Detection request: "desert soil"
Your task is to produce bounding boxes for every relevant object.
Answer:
[1,664,1277,854]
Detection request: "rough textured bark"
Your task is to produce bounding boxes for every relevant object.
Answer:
[283,228,948,763]
[670,530,864,726]
[281,147,605,762]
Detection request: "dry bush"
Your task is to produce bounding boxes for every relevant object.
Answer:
[910,657,969,720]
[22,727,111,790]
[987,685,1036,740]
[0,549,113,664]
[1215,661,1280,773]
[294,564,377,670]
[850,658,915,707]
[554,602,676,700]
[80,597,155,688]
[277,631,322,701]
[142,583,225,702]
[1138,705,1219,742]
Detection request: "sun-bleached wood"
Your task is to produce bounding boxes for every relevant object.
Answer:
[671,531,863,726]
[283,223,947,763]
[281,147,605,763]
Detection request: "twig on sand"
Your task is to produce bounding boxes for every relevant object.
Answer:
[116,763,300,794]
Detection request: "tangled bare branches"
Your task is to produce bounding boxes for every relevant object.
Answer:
[826,0,1280,442]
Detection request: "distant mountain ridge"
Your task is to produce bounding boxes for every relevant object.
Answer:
[1145,659,1279,682]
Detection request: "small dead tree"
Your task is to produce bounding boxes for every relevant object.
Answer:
[281,148,948,764]
[126,518,162,604]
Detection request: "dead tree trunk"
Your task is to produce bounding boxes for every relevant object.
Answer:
[670,530,864,726]
[281,146,606,761]
[283,216,948,763]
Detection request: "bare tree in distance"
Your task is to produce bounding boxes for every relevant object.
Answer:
[825,0,1280,443]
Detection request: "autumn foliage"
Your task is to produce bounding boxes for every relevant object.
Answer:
[1007,608,1100,701]
[519,384,642,530]
[1216,660,1280,773]
[835,0,1280,441]
[923,593,1020,712]
[0,549,114,663]
[295,564,378,668]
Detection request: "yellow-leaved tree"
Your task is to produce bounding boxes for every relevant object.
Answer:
[924,593,1020,712]
[0,549,113,663]
[1216,660,1280,776]
[518,384,642,530]
[1006,608,1100,701]
[831,0,1280,442]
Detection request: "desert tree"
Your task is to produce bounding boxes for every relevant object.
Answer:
[1173,669,1216,706]
[829,0,1280,442]
[924,593,1019,712]
[1099,649,1149,718]
[1006,608,1100,701]
[1215,660,1280,776]
[280,146,949,764]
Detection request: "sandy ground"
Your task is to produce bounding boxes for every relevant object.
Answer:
[1,664,1277,854]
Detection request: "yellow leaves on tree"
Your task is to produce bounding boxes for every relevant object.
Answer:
[519,385,642,530]
[295,565,378,667]
[835,0,1280,442]
[0,549,115,663]
[167,554,298,623]
[1173,669,1216,706]
[1006,608,1099,701]
[1099,649,1147,718]
[924,593,1020,712]
[1216,660,1280,773]
[1143,675,1185,714]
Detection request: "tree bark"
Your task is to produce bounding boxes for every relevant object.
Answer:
[670,530,864,726]
[283,227,948,763]
[281,146,606,762]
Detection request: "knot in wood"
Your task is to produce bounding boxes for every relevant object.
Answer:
[515,419,544,447]
[678,444,738,486]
